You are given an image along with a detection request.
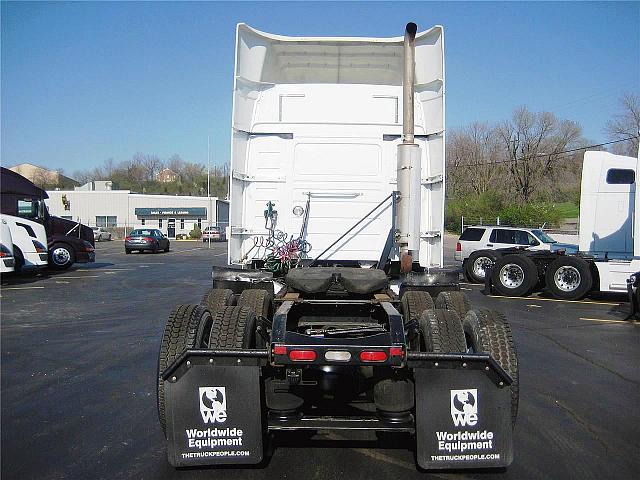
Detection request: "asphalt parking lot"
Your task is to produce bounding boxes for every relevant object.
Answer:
[1,238,639,480]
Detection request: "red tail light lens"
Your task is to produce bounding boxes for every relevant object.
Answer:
[144,237,154,242]
[273,345,287,355]
[389,347,404,357]
[289,350,316,362]
[360,351,387,362]
[456,242,462,252]
[125,236,132,241]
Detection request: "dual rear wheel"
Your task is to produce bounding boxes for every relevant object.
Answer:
[157,289,273,435]
[400,290,519,426]
[490,254,593,300]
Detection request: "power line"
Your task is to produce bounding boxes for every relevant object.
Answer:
[449,135,639,169]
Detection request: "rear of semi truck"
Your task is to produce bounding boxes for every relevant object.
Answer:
[158,23,518,471]
[228,23,445,270]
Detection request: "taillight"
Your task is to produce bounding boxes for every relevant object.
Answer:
[144,237,154,242]
[360,351,387,362]
[389,347,404,358]
[289,350,316,362]
[456,242,461,252]
[0,244,10,257]
[273,345,287,355]
[125,236,132,241]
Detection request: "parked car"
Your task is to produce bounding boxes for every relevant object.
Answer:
[202,225,226,242]
[125,229,170,254]
[91,226,112,242]
[455,226,574,283]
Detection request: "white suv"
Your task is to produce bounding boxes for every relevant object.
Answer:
[455,226,559,283]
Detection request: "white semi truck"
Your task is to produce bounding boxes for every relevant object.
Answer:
[486,150,639,300]
[0,217,16,274]
[0,214,48,273]
[158,23,519,472]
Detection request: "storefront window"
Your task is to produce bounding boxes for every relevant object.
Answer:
[180,219,185,229]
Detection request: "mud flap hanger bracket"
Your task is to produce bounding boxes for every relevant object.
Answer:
[407,351,513,388]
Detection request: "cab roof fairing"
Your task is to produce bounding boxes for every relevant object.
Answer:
[233,23,444,87]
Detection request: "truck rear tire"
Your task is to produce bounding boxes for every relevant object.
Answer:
[201,288,235,312]
[419,309,466,353]
[462,309,519,426]
[157,304,211,436]
[545,256,592,300]
[238,289,272,348]
[435,291,470,317]
[238,289,272,319]
[491,254,538,297]
[465,250,497,283]
[401,291,435,324]
[209,306,257,349]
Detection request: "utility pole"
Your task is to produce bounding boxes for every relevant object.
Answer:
[207,135,211,250]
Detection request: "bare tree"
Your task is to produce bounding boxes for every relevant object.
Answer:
[497,107,583,203]
[606,92,640,156]
[447,122,504,197]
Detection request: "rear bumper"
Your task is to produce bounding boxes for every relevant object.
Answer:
[125,241,154,250]
[75,251,95,263]
[162,348,514,470]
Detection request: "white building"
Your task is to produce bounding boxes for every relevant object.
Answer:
[46,184,229,239]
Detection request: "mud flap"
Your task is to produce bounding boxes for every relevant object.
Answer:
[415,367,513,470]
[165,356,263,466]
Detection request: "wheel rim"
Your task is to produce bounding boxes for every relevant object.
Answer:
[499,263,525,289]
[52,247,71,265]
[472,256,493,279]
[554,266,581,292]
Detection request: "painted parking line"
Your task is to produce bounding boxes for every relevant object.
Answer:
[488,295,622,306]
[578,317,637,324]
[54,275,101,279]
[75,268,134,272]
[1,286,45,290]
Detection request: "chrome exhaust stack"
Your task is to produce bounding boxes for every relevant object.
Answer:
[396,22,422,272]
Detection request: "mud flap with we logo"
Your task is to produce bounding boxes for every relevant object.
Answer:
[414,366,513,470]
[164,355,263,467]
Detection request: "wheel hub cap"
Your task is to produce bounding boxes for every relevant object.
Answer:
[473,256,493,279]
[554,266,580,292]
[499,263,525,289]
[52,247,70,265]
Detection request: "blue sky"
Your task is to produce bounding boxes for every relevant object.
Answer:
[1,1,638,176]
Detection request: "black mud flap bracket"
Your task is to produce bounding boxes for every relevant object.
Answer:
[163,350,267,467]
[410,352,513,470]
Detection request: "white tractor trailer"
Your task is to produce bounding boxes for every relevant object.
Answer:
[157,23,519,472]
[486,150,639,300]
